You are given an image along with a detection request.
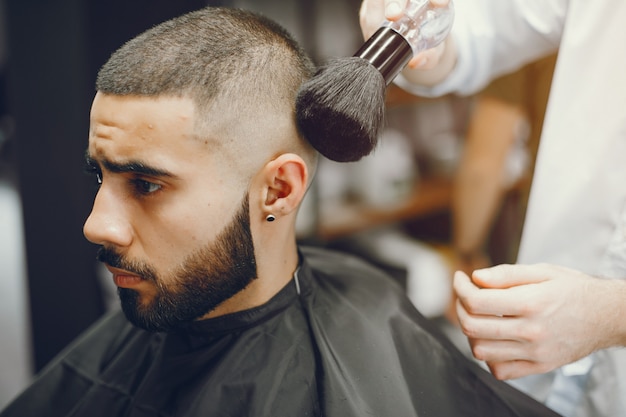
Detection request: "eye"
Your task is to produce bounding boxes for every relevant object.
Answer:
[131,178,162,196]
[84,162,103,187]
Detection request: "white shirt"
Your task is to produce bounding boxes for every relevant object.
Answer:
[397,1,626,416]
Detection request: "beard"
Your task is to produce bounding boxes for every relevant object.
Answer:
[97,195,257,332]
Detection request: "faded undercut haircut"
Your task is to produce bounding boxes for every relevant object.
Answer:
[96,7,317,169]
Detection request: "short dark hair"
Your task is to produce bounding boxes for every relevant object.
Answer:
[96,7,314,119]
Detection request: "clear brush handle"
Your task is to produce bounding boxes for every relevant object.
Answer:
[354,0,454,84]
[384,0,455,55]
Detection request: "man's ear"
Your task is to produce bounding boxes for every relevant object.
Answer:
[260,153,308,218]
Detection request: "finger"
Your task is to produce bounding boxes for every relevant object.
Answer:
[472,264,552,289]
[407,51,430,69]
[455,278,538,319]
[456,297,529,341]
[407,42,445,69]
[430,0,450,7]
[385,0,409,20]
[486,359,552,381]
[453,270,483,311]
[469,337,531,363]
[453,269,477,296]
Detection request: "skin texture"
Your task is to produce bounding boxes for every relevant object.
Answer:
[84,93,310,327]
[454,264,626,380]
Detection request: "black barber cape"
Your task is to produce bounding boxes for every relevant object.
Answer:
[2,247,560,417]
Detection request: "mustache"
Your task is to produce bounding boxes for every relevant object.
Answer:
[96,247,156,282]
[96,246,125,268]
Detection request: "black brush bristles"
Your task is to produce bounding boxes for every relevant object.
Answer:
[296,56,386,162]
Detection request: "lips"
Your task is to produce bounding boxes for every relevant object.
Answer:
[105,265,145,288]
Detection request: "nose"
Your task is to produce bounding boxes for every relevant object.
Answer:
[83,186,133,248]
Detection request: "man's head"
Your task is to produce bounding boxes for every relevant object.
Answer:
[83,7,317,331]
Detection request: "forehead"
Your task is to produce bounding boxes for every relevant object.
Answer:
[88,92,205,164]
[90,92,196,141]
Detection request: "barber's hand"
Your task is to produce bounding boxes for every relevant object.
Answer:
[453,264,621,380]
[359,0,450,69]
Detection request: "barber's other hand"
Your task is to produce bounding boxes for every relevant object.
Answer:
[453,263,622,380]
[359,0,450,69]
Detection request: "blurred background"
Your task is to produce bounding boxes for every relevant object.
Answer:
[0,0,556,408]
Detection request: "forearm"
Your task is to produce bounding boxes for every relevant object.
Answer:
[452,96,525,255]
[452,171,504,255]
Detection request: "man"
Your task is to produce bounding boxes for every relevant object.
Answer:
[1,7,559,416]
[360,1,626,416]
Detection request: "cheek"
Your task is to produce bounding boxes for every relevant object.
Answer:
[133,185,243,264]
[144,206,220,253]
[178,192,242,240]
[129,210,200,269]
[182,219,222,247]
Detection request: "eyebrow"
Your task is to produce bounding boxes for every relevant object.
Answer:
[85,151,176,178]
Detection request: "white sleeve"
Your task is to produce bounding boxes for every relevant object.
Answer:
[395,0,566,97]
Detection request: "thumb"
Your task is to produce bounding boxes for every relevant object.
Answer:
[472,264,551,289]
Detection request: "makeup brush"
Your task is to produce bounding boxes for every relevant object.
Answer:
[296,0,454,162]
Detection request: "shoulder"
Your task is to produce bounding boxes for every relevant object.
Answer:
[299,245,414,318]
[1,311,155,416]
[42,310,155,378]
[300,245,401,290]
